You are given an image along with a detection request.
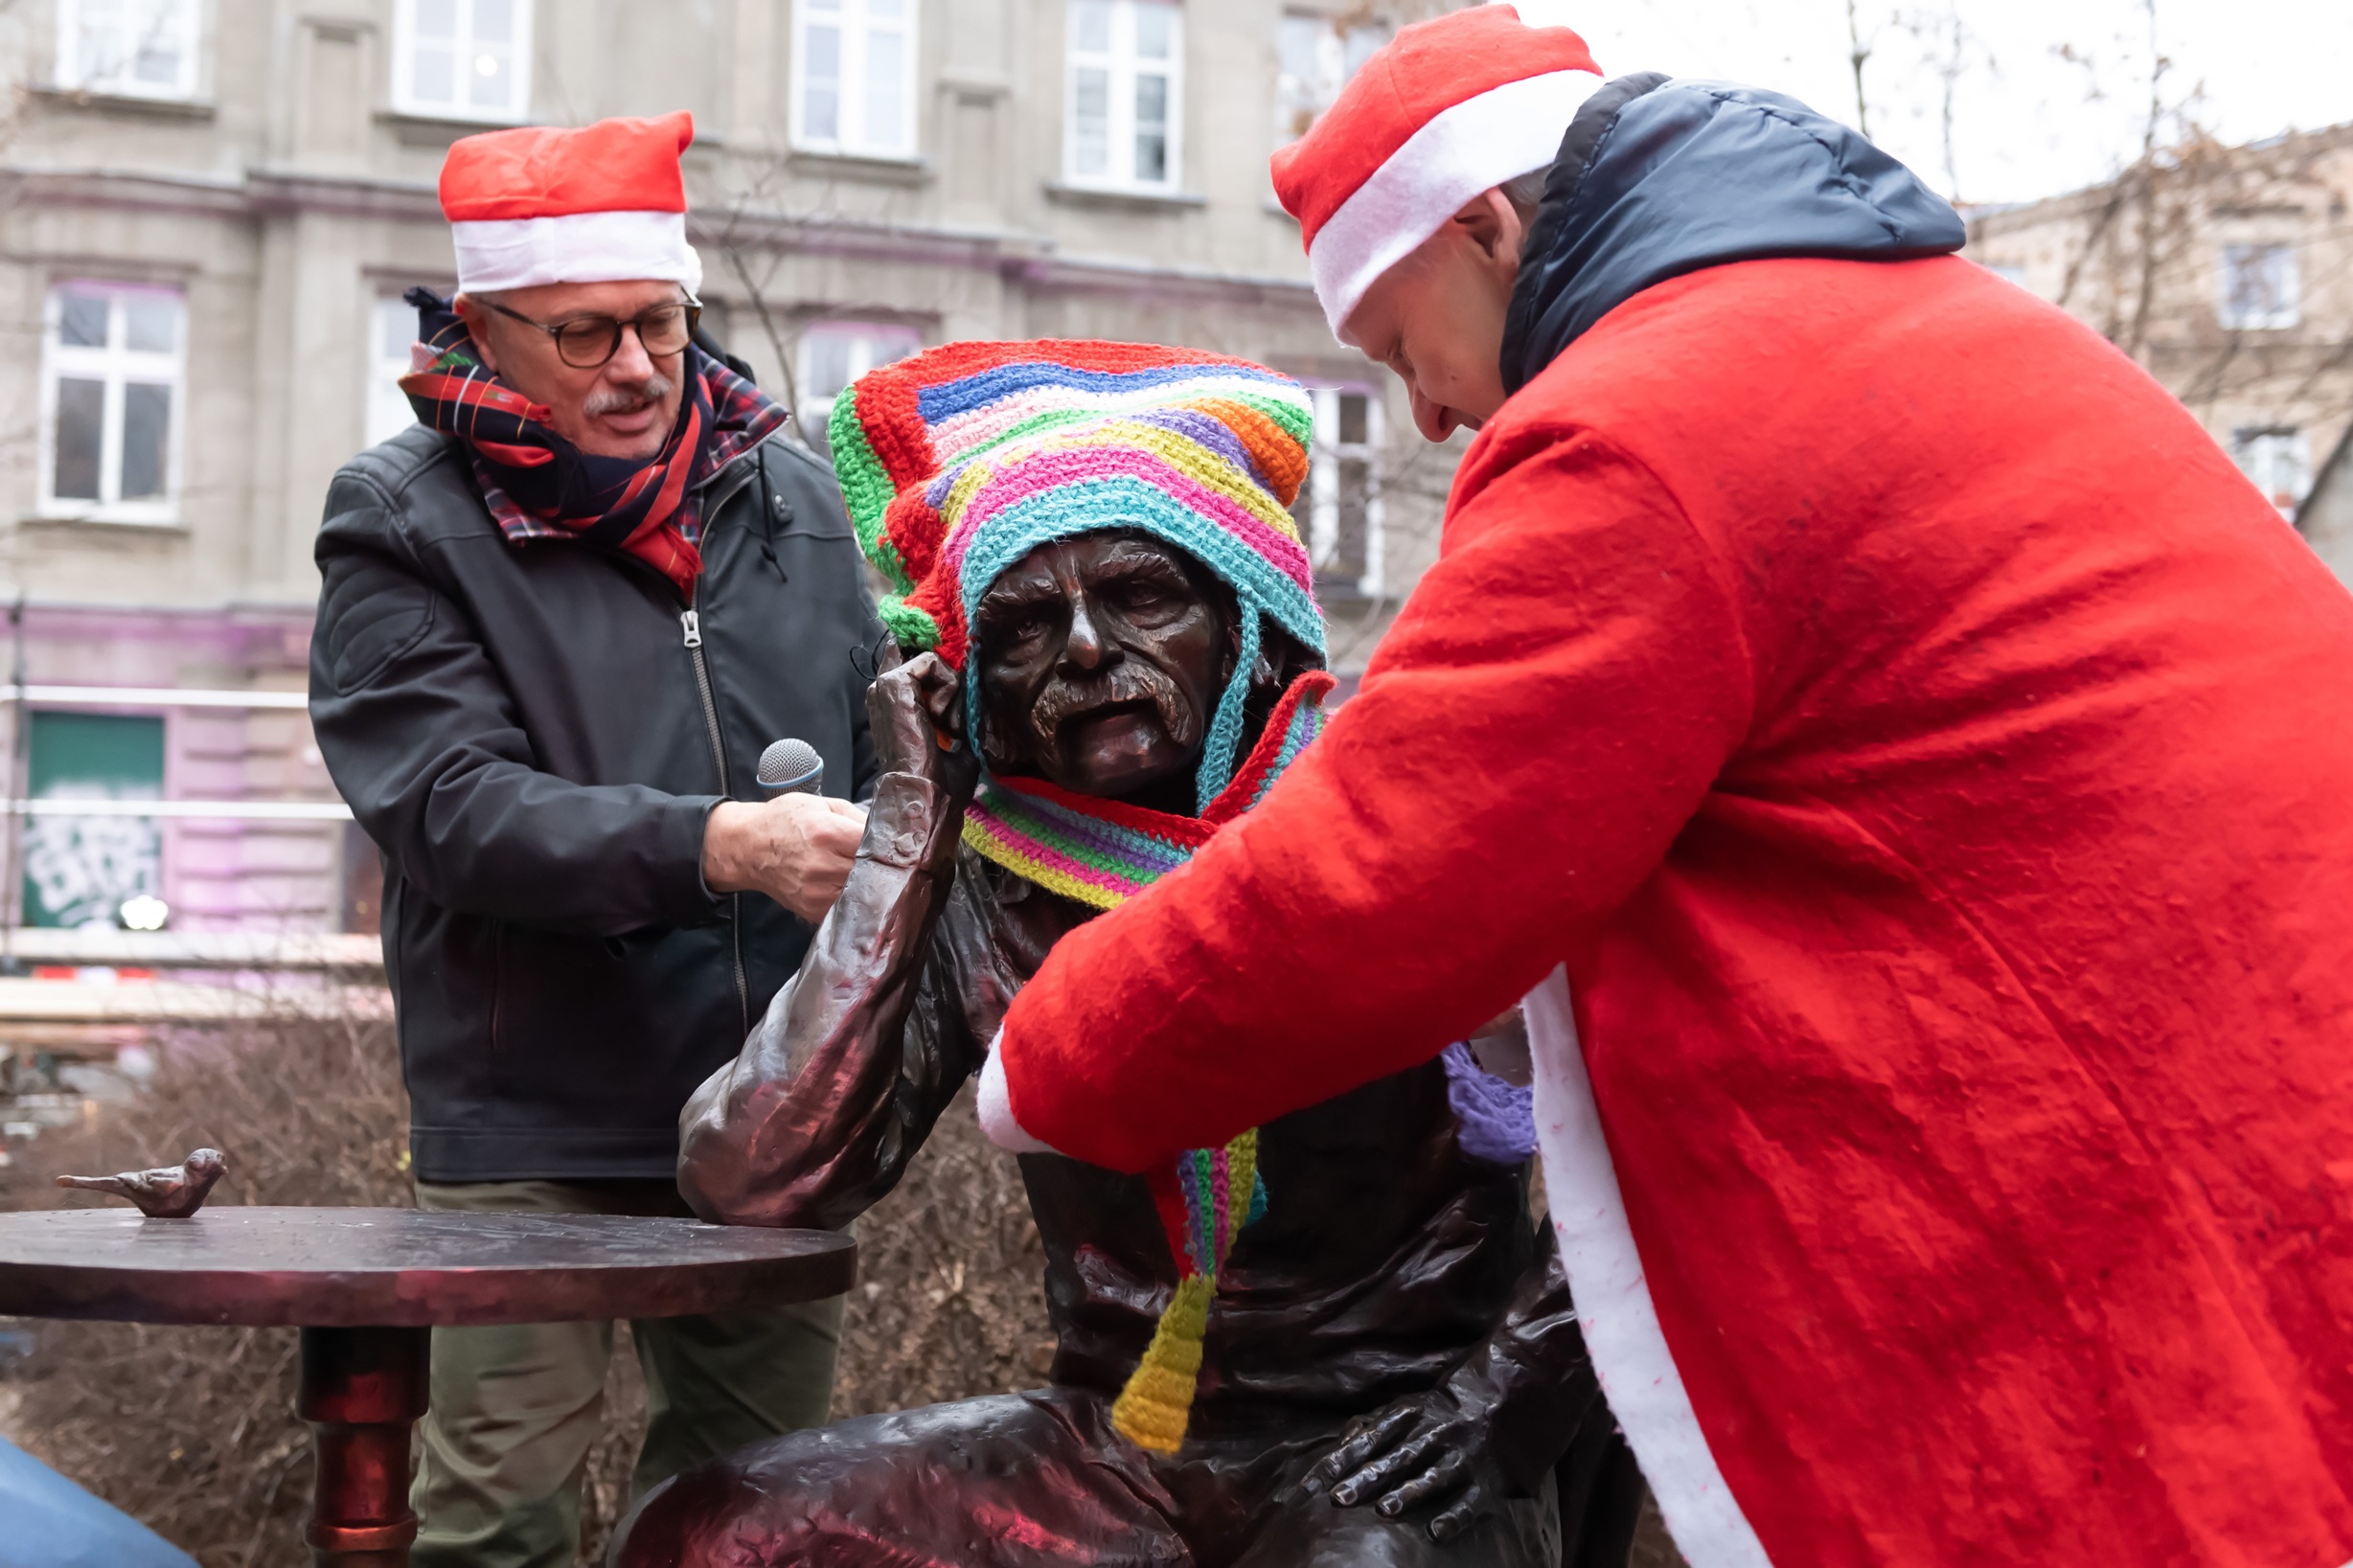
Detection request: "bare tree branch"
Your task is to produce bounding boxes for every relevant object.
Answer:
[1845,0,1875,139]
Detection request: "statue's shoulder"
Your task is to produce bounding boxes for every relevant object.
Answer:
[956,852,1094,985]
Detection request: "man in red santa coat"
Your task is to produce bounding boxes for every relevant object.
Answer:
[971,8,2353,1565]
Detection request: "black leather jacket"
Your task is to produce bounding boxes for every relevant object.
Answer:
[309,424,880,1182]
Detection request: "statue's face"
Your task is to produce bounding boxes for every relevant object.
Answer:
[971,533,1232,804]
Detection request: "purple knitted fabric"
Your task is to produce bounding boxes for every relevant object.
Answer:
[1440,1042,1537,1165]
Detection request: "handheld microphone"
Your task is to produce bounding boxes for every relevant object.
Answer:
[756,738,825,796]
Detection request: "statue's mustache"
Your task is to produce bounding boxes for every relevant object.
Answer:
[1029,661,1198,755]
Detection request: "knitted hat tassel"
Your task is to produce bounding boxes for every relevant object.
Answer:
[1111,1129,1267,1454]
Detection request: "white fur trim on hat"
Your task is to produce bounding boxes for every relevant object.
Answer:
[1311,69,1603,342]
[451,209,703,296]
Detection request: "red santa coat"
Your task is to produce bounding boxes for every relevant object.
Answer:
[990,252,2353,1565]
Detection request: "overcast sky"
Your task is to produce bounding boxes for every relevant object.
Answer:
[1506,0,2353,206]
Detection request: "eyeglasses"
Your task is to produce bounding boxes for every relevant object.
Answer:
[479,298,701,369]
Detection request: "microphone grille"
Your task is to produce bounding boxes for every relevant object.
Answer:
[757,738,825,792]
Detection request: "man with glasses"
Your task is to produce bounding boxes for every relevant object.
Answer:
[308,113,878,1568]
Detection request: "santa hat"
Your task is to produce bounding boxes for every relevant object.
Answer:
[1270,7,1603,339]
[831,341,1326,808]
[438,111,703,297]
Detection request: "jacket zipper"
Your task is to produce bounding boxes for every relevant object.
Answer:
[682,589,751,1036]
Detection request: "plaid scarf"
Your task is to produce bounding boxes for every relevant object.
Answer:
[397,289,788,598]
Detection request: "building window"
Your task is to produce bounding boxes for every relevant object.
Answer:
[2234,426,2312,517]
[365,295,423,449]
[2218,243,2299,331]
[40,282,185,525]
[1274,11,1386,145]
[53,0,200,100]
[21,711,165,930]
[1291,387,1382,598]
[793,0,916,158]
[797,322,924,450]
[393,0,532,123]
[1066,0,1182,191]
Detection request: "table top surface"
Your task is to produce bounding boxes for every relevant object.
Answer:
[0,1206,856,1328]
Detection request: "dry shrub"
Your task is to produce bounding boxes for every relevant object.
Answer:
[1630,1494,1687,1568]
[0,1019,1050,1567]
[0,1011,411,1566]
[1,1024,1663,1565]
[829,1085,1052,1417]
[581,1088,1051,1560]
[576,1325,651,1563]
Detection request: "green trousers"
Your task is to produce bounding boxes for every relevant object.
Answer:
[409,1178,844,1568]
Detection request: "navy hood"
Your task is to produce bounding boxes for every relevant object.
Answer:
[1500,75,1967,394]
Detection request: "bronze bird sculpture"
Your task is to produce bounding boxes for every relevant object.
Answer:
[54,1147,227,1218]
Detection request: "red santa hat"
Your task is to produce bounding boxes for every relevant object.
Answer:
[438,111,702,297]
[1270,7,1603,340]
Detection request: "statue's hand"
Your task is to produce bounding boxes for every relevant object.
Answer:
[1303,1386,1498,1542]
[867,649,978,800]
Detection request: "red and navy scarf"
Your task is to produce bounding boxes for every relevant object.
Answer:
[397,290,788,598]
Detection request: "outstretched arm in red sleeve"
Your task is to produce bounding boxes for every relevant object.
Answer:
[985,425,1756,1171]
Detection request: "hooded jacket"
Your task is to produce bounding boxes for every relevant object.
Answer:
[983,78,2353,1568]
[310,408,879,1184]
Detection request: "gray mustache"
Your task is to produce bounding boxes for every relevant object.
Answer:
[1030,662,1199,752]
[583,373,676,418]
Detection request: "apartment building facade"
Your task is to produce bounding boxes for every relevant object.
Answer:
[0,0,1430,937]
[1967,124,2353,586]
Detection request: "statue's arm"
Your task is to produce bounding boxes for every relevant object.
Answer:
[677,653,983,1229]
[1309,1221,1606,1540]
[1444,1222,1606,1491]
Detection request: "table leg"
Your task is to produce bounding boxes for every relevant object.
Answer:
[297,1325,431,1567]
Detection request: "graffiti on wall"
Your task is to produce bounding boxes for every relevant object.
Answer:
[22,713,166,930]
[21,791,162,930]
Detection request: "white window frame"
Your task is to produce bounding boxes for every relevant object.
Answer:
[1274,11,1385,148]
[37,282,188,527]
[391,0,534,125]
[2233,426,2312,518]
[365,294,423,450]
[2217,241,2300,331]
[791,0,919,160]
[796,321,925,449]
[53,0,202,102]
[1298,385,1382,599]
[1064,0,1183,193]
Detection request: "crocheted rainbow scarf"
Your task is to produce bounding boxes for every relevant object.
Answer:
[966,670,1335,1452]
[963,672,1329,912]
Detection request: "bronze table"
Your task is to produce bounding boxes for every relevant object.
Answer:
[0,1206,855,1566]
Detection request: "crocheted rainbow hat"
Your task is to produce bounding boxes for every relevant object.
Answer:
[831,340,1327,807]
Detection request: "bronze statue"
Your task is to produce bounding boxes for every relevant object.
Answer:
[55,1148,226,1217]
[610,530,1638,1567]
[609,343,1640,1565]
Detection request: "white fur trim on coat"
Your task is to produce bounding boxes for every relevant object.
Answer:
[1523,965,1774,1568]
[1310,69,1603,342]
[451,209,703,296]
[977,1030,1059,1155]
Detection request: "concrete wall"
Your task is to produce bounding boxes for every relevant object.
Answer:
[2302,431,2353,587]
[0,0,1424,617]
[0,0,1437,932]
[1968,130,2353,541]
